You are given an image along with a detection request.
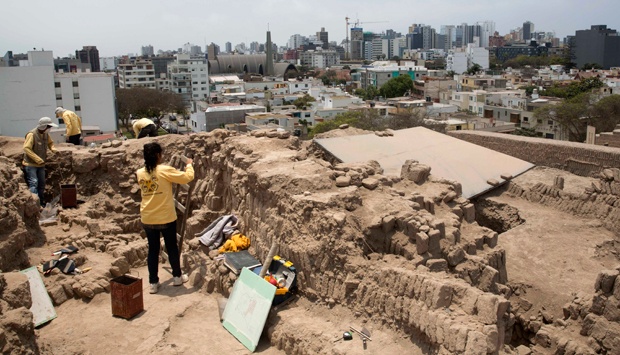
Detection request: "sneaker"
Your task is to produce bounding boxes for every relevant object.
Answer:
[173,274,189,286]
[149,283,159,294]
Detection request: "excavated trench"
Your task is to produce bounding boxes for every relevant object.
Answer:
[473,198,525,234]
[1,132,536,354]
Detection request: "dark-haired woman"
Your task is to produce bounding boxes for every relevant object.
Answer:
[137,142,194,294]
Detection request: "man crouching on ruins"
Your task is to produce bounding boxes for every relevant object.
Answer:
[137,142,194,294]
[23,117,58,207]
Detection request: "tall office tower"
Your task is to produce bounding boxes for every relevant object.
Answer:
[478,21,495,48]
[421,26,436,50]
[468,24,482,46]
[440,25,456,49]
[250,41,260,53]
[190,45,202,55]
[75,46,100,72]
[574,25,620,69]
[265,31,274,76]
[207,43,220,60]
[456,23,470,48]
[350,27,364,59]
[317,27,329,49]
[225,42,232,53]
[288,34,304,49]
[141,45,154,57]
[523,21,534,41]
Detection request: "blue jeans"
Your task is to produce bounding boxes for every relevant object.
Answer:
[24,166,46,206]
[144,221,181,284]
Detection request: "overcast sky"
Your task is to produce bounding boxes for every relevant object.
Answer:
[1,0,618,57]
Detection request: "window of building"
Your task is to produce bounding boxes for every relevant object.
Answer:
[523,117,529,122]
[547,120,553,125]
[537,119,542,124]
[54,82,61,88]
[75,106,81,111]
[74,94,79,99]
[56,95,62,100]
[72,81,78,87]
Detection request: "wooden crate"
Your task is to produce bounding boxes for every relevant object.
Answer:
[110,274,143,319]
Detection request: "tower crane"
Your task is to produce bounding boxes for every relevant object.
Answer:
[345,17,388,60]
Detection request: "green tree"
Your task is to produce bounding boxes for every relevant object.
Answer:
[582,63,603,70]
[354,86,379,101]
[378,75,413,98]
[512,127,539,137]
[116,87,185,131]
[292,94,316,109]
[467,63,482,75]
[541,77,604,99]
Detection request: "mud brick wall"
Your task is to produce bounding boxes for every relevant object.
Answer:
[595,132,620,149]
[560,268,620,354]
[448,131,620,177]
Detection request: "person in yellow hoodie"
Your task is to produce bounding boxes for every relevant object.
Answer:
[137,142,194,294]
[55,107,82,145]
[23,117,58,206]
[132,118,158,139]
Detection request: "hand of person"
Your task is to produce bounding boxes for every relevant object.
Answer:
[186,158,193,165]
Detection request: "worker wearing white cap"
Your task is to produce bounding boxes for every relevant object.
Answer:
[55,107,82,145]
[23,117,59,206]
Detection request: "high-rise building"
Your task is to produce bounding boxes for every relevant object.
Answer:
[440,25,456,50]
[75,46,100,72]
[207,43,220,60]
[523,21,534,41]
[478,21,495,48]
[350,27,364,60]
[574,25,620,69]
[317,27,328,49]
[141,45,154,57]
[225,42,232,53]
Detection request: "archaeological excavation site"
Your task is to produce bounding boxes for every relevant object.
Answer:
[1,127,619,354]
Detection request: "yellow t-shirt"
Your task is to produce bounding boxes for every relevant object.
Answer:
[137,164,194,225]
[62,110,82,136]
[133,118,155,137]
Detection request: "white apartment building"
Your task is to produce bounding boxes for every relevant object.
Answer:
[311,50,340,69]
[0,50,116,137]
[446,51,468,74]
[167,53,209,105]
[467,44,490,69]
[117,60,156,89]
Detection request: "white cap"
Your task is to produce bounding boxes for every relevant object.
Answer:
[55,107,65,115]
[38,117,58,130]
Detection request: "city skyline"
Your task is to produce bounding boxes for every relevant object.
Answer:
[1,0,618,57]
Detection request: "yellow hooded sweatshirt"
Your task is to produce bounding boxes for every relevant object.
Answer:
[137,164,194,225]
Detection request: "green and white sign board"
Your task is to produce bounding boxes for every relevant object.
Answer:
[20,266,57,327]
[222,267,276,352]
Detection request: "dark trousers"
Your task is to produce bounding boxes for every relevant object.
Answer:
[68,134,81,145]
[144,220,181,284]
[138,124,158,138]
[24,166,46,206]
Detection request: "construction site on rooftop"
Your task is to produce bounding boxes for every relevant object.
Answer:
[0,126,619,354]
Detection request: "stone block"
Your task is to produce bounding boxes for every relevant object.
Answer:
[401,160,431,184]
[427,259,448,272]
[484,232,499,248]
[335,175,351,187]
[465,331,487,354]
[361,178,379,190]
[461,203,475,223]
[447,248,465,266]
[382,215,396,233]
[428,229,442,254]
[478,266,499,293]
[416,232,429,255]
[595,269,619,294]
[2,272,31,309]
[476,294,507,325]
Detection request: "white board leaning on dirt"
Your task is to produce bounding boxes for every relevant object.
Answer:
[20,266,57,327]
[314,126,535,198]
[222,267,276,352]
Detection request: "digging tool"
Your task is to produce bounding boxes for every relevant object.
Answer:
[350,326,371,350]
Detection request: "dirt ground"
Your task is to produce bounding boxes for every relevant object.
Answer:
[29,224,423,355]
